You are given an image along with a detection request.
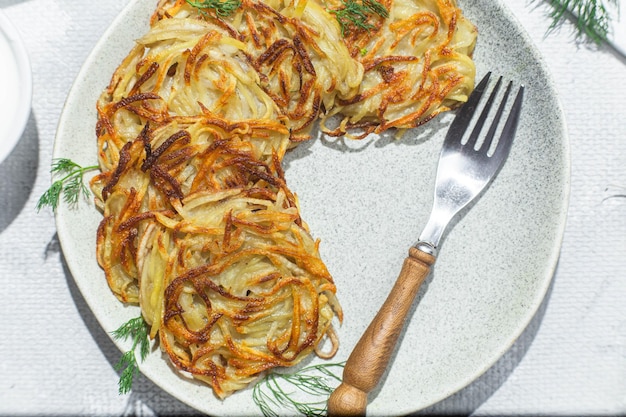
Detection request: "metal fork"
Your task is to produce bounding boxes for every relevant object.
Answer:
[327,72,524,417]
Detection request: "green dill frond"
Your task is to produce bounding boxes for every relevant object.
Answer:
[186,0,242,18]
[111,316,151,395]
[546,0,618,43]
[63,174,87,205]
[51,158,80,173]
[36,181,64,212]
[329,0,388,37]
[252,362,345,417]
[115,351,139,395]
[363,0,389,18]
[36,158,98,212]
[111,316,149,343]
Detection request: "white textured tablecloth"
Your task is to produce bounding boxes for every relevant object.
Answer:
[1,0,625,415]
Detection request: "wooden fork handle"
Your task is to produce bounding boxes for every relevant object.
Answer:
[327,247,436,416]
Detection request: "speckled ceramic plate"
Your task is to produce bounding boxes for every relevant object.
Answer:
[54,0,569,415]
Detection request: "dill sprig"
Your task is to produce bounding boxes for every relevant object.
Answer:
[110,316,151,395]
[329,0,389,37]
[186,0,242,18]
[546,0,618,43]
[36,158,98,211]
[252,362,345,417]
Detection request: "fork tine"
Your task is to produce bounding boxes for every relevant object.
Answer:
[491,84,524,161]
[445,72,492,144]
[480,80,513,153]
[465,76,503,149]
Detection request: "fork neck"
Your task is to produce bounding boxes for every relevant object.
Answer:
[415,241,438,256]
[416,209,454,256]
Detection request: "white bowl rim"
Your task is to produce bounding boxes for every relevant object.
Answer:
[0,10,33,165]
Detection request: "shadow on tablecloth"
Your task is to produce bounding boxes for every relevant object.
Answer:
[56,235,200,417]
[0,114,38,234]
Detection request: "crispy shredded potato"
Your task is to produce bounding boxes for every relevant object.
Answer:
[90,0,476,398]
